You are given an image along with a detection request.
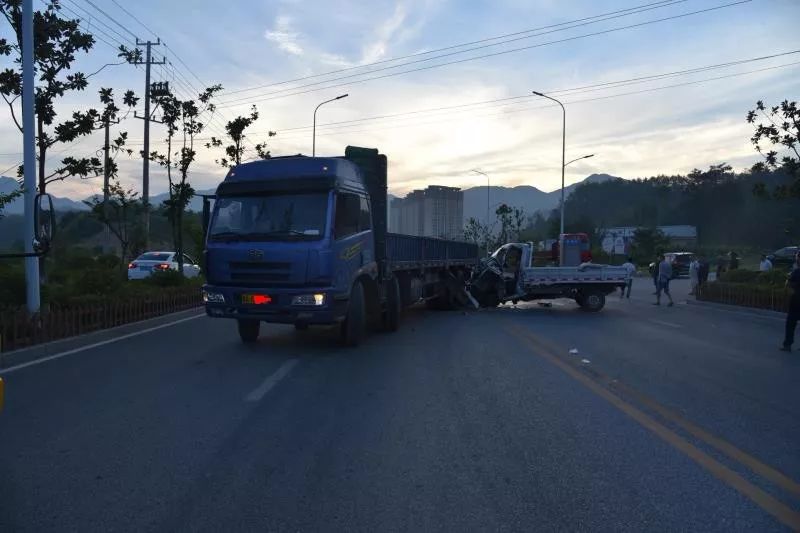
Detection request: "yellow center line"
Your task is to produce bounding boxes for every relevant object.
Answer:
[507,325,800,531]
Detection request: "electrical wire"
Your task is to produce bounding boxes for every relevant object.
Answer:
[271,62,800,141]
[217,0,751,108]
[234,50,799,137]
[221,0,688,97]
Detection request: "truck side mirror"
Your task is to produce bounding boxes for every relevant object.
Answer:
[34,193,55,253]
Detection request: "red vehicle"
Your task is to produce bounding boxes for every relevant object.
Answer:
[551,233,592,265]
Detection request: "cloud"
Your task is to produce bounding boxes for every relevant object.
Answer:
[264,15,304,56]
[360,2,408,64]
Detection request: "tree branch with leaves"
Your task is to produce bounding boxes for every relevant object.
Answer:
[150,84,222,276]
[0,0,119,192]
[747,99,799,199]
[205,104,275,167]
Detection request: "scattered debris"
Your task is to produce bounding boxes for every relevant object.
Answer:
[581,359,591,364]
[569,348,579,355]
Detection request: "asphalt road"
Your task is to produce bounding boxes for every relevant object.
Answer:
[1,278,799,532]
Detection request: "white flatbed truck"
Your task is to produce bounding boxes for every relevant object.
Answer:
[469,243,631,312]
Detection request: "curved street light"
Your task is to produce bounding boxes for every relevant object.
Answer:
[471,168,490,225]
[532,90,567,264]
[566,153,594,167]
[313,93,349,156]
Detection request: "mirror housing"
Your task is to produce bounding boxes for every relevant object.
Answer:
[34,193,55,253]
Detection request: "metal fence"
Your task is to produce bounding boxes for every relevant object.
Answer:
[697,282,789,313]
[0,288,202,353]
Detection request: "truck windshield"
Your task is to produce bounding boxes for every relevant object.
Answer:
[209,193,328,241]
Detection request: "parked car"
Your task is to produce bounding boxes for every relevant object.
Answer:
[665,252,695,278]
[767,246,799,268]
[127,251,201,280]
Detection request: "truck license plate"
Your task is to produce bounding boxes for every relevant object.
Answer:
[241,293,272,305]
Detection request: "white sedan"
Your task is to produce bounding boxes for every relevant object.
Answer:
[127,251,202,280]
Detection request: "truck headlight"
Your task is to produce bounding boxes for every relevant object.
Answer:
[203,290,225,303]
[291,293,325,306]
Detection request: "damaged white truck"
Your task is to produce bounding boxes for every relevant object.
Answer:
[468,243,631,312]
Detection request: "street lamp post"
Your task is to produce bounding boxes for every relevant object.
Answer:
[313,93,348,156]
[471,169,490,225]
[532,90,567,264]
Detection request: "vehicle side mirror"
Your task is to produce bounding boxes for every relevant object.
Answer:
[34,193,55,253]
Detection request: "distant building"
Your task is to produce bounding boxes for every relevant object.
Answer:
[389,185,464,240]
[599,225,698,255]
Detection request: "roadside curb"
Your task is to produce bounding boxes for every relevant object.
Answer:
[0,307,204,370]
[686,298,786,320]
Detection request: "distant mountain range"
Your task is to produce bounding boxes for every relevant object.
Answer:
[1,173,620,224]
[0,176,216,215]
[460,173,619,224]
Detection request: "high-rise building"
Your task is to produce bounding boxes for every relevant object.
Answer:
[389,185,463,240]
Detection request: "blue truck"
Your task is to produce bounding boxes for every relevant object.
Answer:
[202,146,479,345]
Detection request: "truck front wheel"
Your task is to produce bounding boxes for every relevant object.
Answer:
[237,319,260,343]
[578,291,605,312]
[341,281,366,346]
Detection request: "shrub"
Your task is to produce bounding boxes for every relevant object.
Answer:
[143,269,186,287]
[719,269,759,283]
[756,269,789,287]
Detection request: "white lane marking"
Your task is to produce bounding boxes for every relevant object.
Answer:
[245,359,300,402]
[648,319,683,329]
[0,314,205,375]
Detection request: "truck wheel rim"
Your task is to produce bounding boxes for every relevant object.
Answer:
[588,295,601,307]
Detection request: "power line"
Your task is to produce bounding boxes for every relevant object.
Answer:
[62,0,134,47]
[271,62,800,141]
[221,0,686,97]
[78,0,138,41]
[217,0,750,108]
[53,0,128,52]
[109,0,159,40]
[243,50,799,137]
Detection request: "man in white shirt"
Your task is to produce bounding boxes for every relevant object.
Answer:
[621,257,636,299]
[759,255,773,272]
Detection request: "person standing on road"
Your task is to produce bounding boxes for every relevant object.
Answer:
[780,252,800,352]
[759,255,773,272]
[654,254,674,306]
[621,257,636,299]
[689,257,700,296]
[650,255,660,294]
[729,251,740,271]
[698,256,710,287]
[716,254,726,280]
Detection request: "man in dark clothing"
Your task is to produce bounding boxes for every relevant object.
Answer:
[781,252,800,352]
[698,257,710,286]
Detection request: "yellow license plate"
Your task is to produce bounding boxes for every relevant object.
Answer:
[241,293,272,305]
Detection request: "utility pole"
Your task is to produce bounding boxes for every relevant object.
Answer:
[22,0,40,313]
[133,38,165,248]
[102,115,121,252]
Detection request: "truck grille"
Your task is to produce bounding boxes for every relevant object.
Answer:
[228,261,293,284]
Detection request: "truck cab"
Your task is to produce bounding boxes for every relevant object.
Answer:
[202,151,382,342]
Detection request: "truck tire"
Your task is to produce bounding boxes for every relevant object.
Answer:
[579,291,605,312]
[341,281,366,346]
[237,319,260,343]
[382,277,401,332]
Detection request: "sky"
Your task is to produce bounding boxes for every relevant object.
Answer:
[0,0,798,202]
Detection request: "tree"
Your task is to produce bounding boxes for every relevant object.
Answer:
[150,84,222,276]
[0,1,123,193]
[464,217,493,255]
[629,227,671,265]
[206,104,275,167]
[0,188,21,219]
[494,204,526,245]
[83,88,139,271]
[84,179,143,275]
[747,99,799,199]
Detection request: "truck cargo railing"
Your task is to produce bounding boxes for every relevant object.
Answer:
[522,265,629,286]
[386,233,479,270]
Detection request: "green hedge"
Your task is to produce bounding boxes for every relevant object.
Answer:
[718,268,788,287]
